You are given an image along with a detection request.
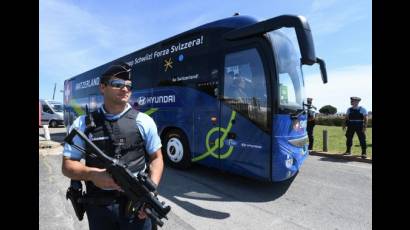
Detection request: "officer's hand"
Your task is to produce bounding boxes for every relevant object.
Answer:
[137,204,148,219]
[342,126,346,131]
[89,168,123,191]
[363,127,367,132]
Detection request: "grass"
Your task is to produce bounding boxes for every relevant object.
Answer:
[312,125,372,158]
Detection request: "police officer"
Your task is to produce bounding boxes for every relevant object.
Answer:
[62,62,164,230]
[306,98,316,151]
[342,96,368,159]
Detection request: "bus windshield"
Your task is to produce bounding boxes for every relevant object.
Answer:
[269,30,305,111]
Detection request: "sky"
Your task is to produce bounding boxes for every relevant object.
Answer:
[39,0,372,113]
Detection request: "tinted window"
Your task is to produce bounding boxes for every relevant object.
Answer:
[223,48,268,130]
[42,104,53,113]
[269,31,305,109]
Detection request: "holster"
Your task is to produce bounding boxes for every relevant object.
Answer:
[66,180,86,221]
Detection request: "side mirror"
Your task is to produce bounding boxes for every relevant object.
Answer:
[316,57,328,84]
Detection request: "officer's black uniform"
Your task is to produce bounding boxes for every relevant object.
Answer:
[345,106,367,156]
[307,109,315,150]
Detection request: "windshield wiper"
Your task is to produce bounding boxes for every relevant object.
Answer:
[290,102,316,120]
[290,108,305,120]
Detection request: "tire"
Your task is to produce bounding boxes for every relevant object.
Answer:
[49,120,58,128]
[162,129,191,169]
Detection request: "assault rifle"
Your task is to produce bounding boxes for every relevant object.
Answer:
[64,127,171,227]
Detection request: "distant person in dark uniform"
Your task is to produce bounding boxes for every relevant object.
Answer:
[342,97,368,158]
[306,98,316,151]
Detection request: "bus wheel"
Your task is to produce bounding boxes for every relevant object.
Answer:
[162,129,191,169]
[49,120,58,128]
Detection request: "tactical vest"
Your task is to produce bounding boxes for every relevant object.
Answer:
[84,108,148,194]
[347,107,364,126]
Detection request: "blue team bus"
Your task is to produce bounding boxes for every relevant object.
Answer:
[63,14,327,182]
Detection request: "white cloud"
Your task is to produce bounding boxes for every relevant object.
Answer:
[39,0,150,82]
[306,1,369,36]
[176,13,215,33]
[304,64,372,113]
[40,0,109,79]
[311,0,338,12]
[40,0,112,51]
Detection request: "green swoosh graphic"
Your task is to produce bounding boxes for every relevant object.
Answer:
[192,111,236,162]
[69,99,85,116]
[144,108,158,116]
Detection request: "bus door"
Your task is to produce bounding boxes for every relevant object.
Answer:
[191,51,221,169]
[218,41,272,180]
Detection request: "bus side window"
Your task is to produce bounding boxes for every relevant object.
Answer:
[223,48,268,130]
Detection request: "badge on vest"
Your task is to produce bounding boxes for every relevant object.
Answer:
[119,138,126,144]
[87,133,110,141]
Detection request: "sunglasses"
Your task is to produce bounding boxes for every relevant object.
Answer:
[106,79,133,90]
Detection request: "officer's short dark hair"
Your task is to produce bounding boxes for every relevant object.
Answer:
[100,62,131,84]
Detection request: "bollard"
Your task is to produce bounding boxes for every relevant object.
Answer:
[43,125,51,141]
[323,129,328,152]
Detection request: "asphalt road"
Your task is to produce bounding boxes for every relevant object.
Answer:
[39,128,371,230]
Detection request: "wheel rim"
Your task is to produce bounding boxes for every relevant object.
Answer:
[167,137,184,163]
[50,121,56,127]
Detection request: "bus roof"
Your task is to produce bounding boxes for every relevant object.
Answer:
[65,15,259,82]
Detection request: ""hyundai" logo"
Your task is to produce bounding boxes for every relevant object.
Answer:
[137,96,146,106]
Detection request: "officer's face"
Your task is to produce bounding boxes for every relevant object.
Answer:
[350,100,359,106]
[100,77,132,105]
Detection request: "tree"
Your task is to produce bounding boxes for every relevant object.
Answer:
[319,105,337,115]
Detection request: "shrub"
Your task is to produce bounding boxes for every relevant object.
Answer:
[319,105,337,115]
[315,115,372,127]
[316,116,344,126]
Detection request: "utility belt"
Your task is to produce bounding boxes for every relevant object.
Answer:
[347,120,364,126]
[80,191,126,206]
[66,181,143,221]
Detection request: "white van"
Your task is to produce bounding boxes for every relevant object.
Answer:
[40,99,64,127]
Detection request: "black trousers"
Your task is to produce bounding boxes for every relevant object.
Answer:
[86,203,152,230]
[345,125,366,150]
[307,124,315,150]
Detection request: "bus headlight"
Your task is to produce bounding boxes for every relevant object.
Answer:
[292,120,301,131]
[285,157,294,168]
